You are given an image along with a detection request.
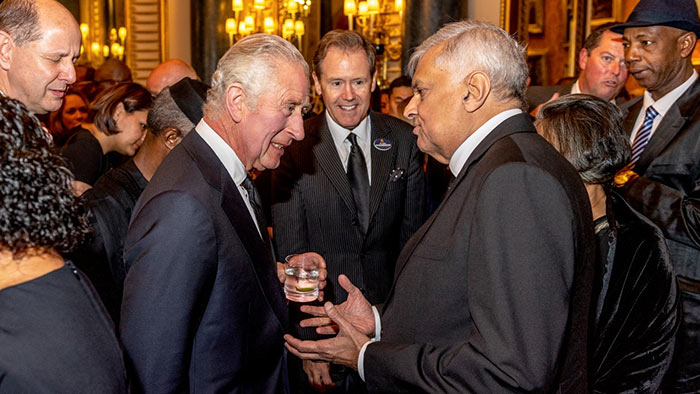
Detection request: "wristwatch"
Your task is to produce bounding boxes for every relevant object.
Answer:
[614,169,638,188]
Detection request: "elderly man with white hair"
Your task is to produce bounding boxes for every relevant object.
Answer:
[121,34,324,394]
[285,20,595,393]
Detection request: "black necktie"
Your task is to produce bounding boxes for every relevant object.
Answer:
[241,175,267,239]
[346,133,369,233]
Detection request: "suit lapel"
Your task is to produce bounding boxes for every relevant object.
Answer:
[636,79,700,172]
[368,113,396,222]
[390,113,538,285]
[312,114,358,219]
[622,97,643,138]
[186,132,288,328]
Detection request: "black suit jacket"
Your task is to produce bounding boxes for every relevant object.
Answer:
[271,112,425,307]
[121,130,289,394]
[619,78,700,393]
[363,113,595,393]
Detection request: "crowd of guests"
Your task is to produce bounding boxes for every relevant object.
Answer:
[1,0,699,393]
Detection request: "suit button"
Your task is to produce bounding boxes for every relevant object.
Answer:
[351,218,359,225]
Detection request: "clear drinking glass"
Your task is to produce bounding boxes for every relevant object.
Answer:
[284,253,321,302]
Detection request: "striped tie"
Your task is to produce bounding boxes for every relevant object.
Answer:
[629,106,659,167]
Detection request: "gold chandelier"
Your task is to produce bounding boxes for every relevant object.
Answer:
[343,0,404,87]
[224,0,312,49]
[79,23,127,64]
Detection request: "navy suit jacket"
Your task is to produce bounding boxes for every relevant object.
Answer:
[121,130,289,394]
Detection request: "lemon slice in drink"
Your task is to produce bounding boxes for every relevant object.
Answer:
[295,286,315,292]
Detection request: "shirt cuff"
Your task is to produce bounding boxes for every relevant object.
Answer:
[372,305,381,341]
[357,340,374,382]
[358,306,382,382]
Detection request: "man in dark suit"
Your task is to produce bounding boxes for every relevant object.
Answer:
[526,22,628,113]
[612,0,700,391]
[284,21,595,393]
[271,30,425,392]
[121,35,319,394]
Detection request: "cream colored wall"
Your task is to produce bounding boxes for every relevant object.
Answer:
[166,0,192,65]
[467,1,501,25]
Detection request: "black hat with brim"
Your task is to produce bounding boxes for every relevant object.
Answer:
[610,0,700,37]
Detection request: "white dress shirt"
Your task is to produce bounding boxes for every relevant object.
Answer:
[195,119,262,238]
[325,111,372,184]
[357,108,523,380]
[629,70,698,143]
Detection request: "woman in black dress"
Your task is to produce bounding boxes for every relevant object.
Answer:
[61,82,152,195]
[536,94,678,393]
[0,96,129,393]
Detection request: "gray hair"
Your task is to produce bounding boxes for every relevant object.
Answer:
[203,34,310,119]
[0,0,41,46]
[147,88,195,137]
[406,20,529,104]
[535,94,631,185]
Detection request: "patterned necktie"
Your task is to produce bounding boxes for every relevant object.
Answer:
[346,133,370,233]
[629,106,659,167]
[241,175,266,239]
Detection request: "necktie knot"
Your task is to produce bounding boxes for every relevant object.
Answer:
[645,106,659,120]
[347,132,359,147]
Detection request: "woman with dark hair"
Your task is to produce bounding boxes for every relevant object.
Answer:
[0,96,128,393]
[61,82,152,194]
[48,88,89,147]
[536,94,678,393]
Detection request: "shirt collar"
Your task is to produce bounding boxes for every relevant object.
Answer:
[449,109,522,177]
[642,70,698,117]
[325,111,371,146]
[195,118,247,186]
[571,80,582,94]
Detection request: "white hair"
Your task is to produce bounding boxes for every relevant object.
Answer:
[406,20,528,104]
[203,34,310,119]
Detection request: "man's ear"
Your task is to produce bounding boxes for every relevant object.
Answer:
[678,31,697,59]
[161,127,182,150]
[225,83,246,122]
[0,30,14,71]
[370,69,378,93]
[578,48,589,71]
[312,71,323,96]
[462,71,491,113]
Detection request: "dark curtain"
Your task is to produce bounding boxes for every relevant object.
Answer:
[401,0,469,69]
[191,0,230,84]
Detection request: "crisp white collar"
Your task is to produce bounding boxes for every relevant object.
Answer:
[195,119,247,186]
[449,109,522,177]
[641,70,698,117]
[325,111,371,147]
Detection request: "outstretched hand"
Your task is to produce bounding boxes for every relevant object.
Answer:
[285,301,370,370]
[298,274,375,336]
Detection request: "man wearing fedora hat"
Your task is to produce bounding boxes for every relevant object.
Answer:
[612,0,700,391]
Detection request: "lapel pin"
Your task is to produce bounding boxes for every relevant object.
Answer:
[373,138,392,151]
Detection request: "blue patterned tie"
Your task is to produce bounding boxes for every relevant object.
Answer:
[629,106,659,167]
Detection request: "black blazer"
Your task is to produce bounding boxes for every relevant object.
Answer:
[121,130,289,394]
[619,78,700,393]
[363,113,595,393]
[271,112,425,307]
